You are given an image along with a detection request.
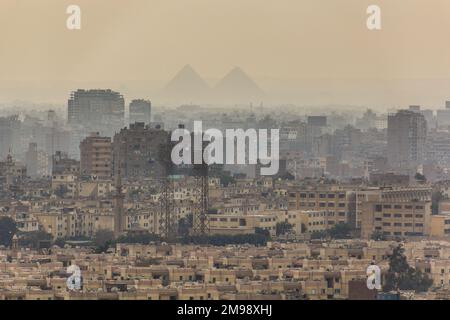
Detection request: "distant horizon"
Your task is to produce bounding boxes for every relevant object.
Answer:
[2,74,450,110]
[2,0,450,108]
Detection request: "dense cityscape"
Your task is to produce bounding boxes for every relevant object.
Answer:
[1,85,450,300]
[3,1,450,307]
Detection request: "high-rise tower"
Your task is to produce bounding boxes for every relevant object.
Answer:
[387,110,427,171]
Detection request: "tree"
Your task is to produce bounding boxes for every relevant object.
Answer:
[383,245,433,293]
[309,223,353,240]
[53,238,66,248]
[310,230,328,240]
[222,176,235,187]
[276,222,293,236]
[255,227,271,239]
[371,230,387,241]
[328,223,353,239]
[93,229,115,253]
[0,217,17,247]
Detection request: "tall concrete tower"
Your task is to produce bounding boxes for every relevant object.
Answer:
[387,110,427,172]
[129,99,151,125]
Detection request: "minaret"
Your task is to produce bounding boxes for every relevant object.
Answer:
[6,149,14,187]
[11,234,19,251]
[113,166,125,237]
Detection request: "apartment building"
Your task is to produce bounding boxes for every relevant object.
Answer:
[80,132,112,178]
[304,210,332,233]
[52,151,80,175]
[430,213,450,238]
[112,122,169,179]
[36,210,114,239]
[358,187,432,239]
[129,99,152,125]
[387,110,427,171]
[361,200,432,239]
[288,188,352,227]
[209,212,278,235]
[428,259,450,288]
[68,89,125,135]
[52,176,114,200]
[208,209,309,236]
[51,174,79,198]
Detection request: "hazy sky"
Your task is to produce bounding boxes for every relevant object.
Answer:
[1,0,450,106]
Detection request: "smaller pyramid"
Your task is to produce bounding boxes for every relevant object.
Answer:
[214,67,265,103]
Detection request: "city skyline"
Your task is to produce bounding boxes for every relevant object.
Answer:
[2,0,450,303]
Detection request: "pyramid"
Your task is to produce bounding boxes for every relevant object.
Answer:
[160,65,211,103]
[214,67,265,103]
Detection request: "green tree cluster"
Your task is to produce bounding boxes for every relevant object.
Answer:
[383,245,433,293]
[310,223,353,240]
